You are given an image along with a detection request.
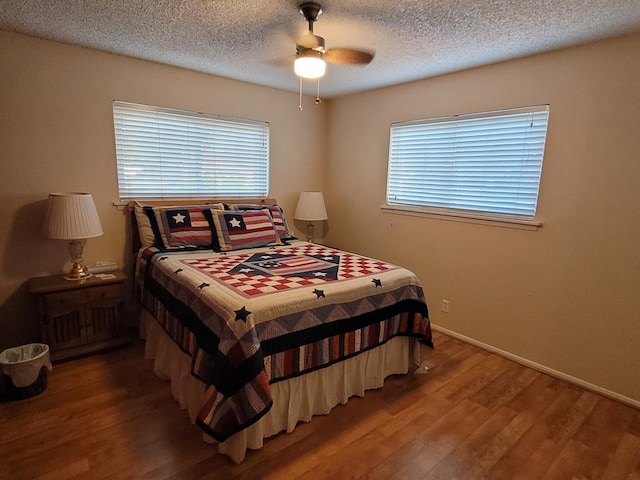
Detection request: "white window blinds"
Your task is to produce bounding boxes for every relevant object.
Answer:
[113,101,269,200]
[387,105,549,219]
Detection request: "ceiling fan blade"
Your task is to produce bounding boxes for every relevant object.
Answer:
[324,48,374,65]
[266,54,297,67]
[296,32,325,51]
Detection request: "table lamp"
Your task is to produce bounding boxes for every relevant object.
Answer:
[294,191,328,243]
[42,192,104,280]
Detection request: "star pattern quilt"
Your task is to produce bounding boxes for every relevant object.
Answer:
[137,240,432,442]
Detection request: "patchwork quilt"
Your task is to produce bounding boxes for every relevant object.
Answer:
[137,240,432,442]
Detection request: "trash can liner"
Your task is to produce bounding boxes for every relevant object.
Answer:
[0,343,52,388]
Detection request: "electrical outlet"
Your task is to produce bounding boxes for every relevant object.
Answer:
[441,299,450,313]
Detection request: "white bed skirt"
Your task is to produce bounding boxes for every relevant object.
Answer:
[140,309,424,463]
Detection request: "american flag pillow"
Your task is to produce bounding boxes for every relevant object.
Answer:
[208,208,281,251]
[145,205,217,249]
[229,204,294,239]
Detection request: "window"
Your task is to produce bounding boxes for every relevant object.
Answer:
[113,101,269,200]
[386,105,549,224]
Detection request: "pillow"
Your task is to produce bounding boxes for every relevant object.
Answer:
[133,202,156,248]
[206,208,281,251]
[144,204,224,249]
[229,204,294,239]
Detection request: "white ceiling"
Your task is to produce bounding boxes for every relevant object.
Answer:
[2,0,640,98]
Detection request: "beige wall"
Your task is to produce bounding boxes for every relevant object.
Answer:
[2,28,639,405]
[325,32,640,403]
[0,31,326,349]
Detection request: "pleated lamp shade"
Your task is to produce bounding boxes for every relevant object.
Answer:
[43,193,103,240]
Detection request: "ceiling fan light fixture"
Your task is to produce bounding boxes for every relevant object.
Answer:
[294,54,326,79]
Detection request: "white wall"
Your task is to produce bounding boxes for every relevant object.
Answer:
[325,32,640,403]
[0,31,327,349]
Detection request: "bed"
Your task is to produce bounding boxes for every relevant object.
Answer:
[131,199,432,463]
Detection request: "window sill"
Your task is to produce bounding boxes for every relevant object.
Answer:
[380,204,542,231]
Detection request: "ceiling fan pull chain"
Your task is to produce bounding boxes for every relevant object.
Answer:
[299,76,304,111]
[315,78,321,105]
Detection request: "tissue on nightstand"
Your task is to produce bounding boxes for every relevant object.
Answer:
[87,261,118,274]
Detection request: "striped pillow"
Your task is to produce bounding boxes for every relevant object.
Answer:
[229,204,294,239]
[145,205,221,249]
[207,208,281,251]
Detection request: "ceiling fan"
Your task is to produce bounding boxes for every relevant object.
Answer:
[293,2,375,108]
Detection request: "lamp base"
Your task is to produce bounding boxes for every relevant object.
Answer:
[63,261,92,281]
[306,222,315,243]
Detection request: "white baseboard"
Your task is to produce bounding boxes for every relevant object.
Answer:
[431,324,640,410]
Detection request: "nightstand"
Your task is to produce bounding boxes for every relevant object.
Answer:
[28,271,130,362]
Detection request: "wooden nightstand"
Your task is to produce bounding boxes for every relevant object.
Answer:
[28,271,130,362]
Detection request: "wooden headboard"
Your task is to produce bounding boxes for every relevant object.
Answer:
[127,198,277,209]
[128,198,278,253]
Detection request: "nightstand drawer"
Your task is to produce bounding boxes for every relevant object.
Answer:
[43,289,88,309]
[42,284,121,309]
[86,284,122,302]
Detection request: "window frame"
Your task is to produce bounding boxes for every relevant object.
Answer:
[384,105,549,229]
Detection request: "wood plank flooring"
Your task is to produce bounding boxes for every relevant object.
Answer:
[1,331,639,479]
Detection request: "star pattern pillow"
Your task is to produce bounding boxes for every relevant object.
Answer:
[144,204,223,249]
[229,204,294,239]
[207,208,281,251]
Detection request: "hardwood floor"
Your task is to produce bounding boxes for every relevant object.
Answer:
[1,331,638,479]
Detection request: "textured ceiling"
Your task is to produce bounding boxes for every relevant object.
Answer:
[2,0,640,98]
